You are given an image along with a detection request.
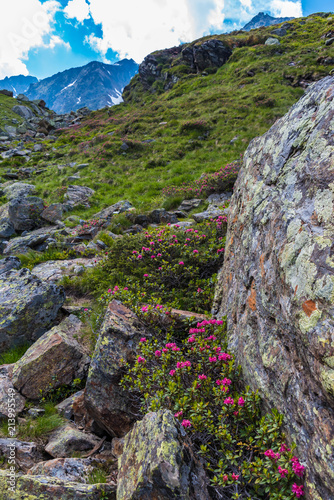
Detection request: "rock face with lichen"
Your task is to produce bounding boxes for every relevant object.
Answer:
[117,409,210,500]
[213,76,334,500]
[84,300,146,437]
[0,268,65,352]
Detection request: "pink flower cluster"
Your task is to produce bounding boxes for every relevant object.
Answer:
[291,457,305,478]
[181,419,191,428]
[264,449,280,461]
[292,484,304,498]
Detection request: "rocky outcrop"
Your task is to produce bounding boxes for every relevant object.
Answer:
[85,300,146,437]
[117,409,210,500]
[213,76,334,500]
[8,196,45,231]
[129,38,231,97]
[12,315,90,399]
[28,457,106,483]
[181,39,232,73]
[0,268,65,352]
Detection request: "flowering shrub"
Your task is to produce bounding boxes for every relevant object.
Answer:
[121,318,305,499]
[99,218,226,312]
[162,160,240,199]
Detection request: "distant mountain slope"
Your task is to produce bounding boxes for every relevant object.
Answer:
[242,12,293,31]
[25,59,139,114]
[0,75,38,96]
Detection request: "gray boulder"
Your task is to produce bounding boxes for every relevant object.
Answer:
[41,203,63,223]
[93,200,133,219]
[45,424,99,458]
[117,410,210,500]
[64,185,95,209]
[0,256,21,275]
[0,268,65,352]
[12,105,34,120]
[8,196,45,231]
[12,315,90,400]
[265,37,280,45]
[0,218,15,239]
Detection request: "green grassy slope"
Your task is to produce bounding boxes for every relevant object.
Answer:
[1,14,333,217]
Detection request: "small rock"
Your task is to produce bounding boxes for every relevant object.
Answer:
[56,390,84,420]
[178,199,202,212]
[0,218,15,239]
[120,142,129,151]
[28,408,45,417]
[325,37,334,46]
[33,144,43,152]
[271,28,287,36]
[27,457,104,483]
[265,37,280,45]
[0,366,26,419]
[64,185,95,209]
[45,424,99,458]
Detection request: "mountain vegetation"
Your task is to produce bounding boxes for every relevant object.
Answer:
[0,12,333,500]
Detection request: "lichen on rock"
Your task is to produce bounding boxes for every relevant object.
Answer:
[213,76,334,499]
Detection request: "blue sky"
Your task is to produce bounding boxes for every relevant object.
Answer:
[0,0,332,80]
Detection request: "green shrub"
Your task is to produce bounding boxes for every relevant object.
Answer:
[121,317,305,500]
[96,219,227,313]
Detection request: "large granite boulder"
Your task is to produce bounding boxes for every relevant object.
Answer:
[12,315,90,399]
[213,76,334,500]
[117,409,210,500]
[0,268,65,352]
[85,300,146,437]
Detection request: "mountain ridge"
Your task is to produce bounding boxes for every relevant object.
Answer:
[241,11,294,31]
[24,59,139,114]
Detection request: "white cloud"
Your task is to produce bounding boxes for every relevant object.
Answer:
[83,0,198,63]
[64,0,90,23]
[208,0,225,30]
[240,0,252,8]
[270,0,302,17]
[44,35,71,50]
[0,0,62,78]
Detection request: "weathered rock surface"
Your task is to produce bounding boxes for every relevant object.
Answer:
[0,268,65,352]
[0,256,20,275]
[8,195,45,231]
[117,409,210,500]
[3,225,62,255]
[93,200,133,219]
[213,76,334,500]
[85,300,146,437]
[0,438,44,471]
[32,257,99,283]
[45,424,99,458]
[192,207,228,223]
[64,185,95,208]
[181,39,232,73]
[28,457,105,483]
[12,315,90,399]
[41,203,63,223]
[56,390,85,420]
[0,470,116,499]
[0,364,25,419]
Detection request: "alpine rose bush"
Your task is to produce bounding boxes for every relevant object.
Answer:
[121,317,305,500]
